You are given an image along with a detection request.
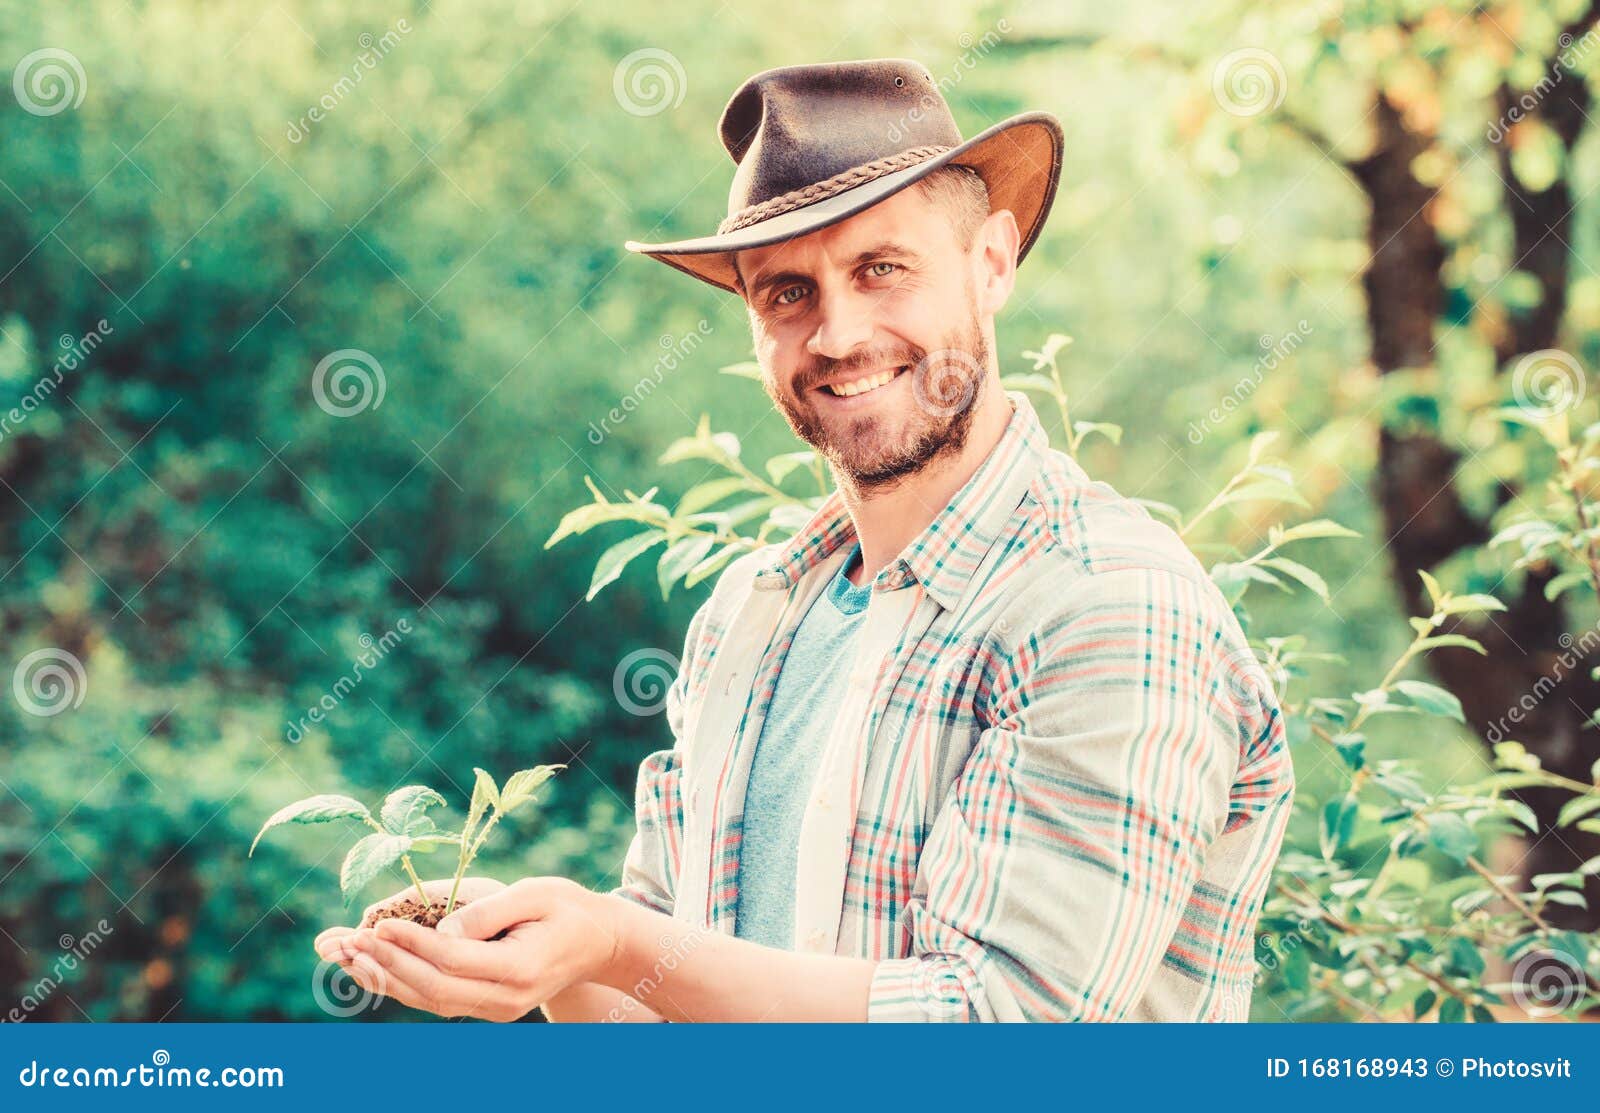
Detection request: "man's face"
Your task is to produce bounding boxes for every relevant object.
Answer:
[735,187,992,490]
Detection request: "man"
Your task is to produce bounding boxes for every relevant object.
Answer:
[316,58,1294,1022]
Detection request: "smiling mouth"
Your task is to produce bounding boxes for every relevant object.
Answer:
[821,365,909,398]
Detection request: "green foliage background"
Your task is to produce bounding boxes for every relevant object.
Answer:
[1,0,1597,1020]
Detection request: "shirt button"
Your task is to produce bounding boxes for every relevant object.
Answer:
[806,928,827,950]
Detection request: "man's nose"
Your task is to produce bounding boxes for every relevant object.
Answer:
[805,287,875,361]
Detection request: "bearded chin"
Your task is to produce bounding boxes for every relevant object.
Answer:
[775,320,990,492]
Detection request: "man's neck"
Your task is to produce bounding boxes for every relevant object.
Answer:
[840,388,1013,587]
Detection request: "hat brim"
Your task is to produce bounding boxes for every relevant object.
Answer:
[624,111,1063,295]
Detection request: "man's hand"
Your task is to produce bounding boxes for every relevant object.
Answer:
[314,876,619,1022]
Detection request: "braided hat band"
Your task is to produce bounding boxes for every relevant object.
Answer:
[716,145,958,235]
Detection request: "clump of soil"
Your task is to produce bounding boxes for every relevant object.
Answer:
[360,897,470,929]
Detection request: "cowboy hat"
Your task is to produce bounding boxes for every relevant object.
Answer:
[624,58,1063,294]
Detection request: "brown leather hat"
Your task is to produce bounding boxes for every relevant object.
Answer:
[625,58,1063,294]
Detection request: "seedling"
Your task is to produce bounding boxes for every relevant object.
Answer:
[250,765,563,926]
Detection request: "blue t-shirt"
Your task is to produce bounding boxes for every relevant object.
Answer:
[733,544,870,948]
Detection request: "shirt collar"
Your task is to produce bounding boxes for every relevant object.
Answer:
[753,391,1052,611]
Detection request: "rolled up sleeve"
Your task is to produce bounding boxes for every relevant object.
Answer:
[869,565,1252,1021]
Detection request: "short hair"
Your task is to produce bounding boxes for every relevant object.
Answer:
[913,164,990,250]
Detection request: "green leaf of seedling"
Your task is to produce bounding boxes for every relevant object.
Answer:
[465,768,499,844]
[380,785,447,837]
[340,833,413,900]
[718,361,762,381]
[500,764,564,813]
[250,795,371,856]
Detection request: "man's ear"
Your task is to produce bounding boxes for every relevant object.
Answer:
[975,208,1021,317]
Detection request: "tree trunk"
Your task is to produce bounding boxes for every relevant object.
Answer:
[1358,83,1600,928]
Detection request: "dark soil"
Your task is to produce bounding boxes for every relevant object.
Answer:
[359,896,469,929]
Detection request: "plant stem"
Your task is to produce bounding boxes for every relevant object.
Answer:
[444,811,502,918]
[400,854,430,908]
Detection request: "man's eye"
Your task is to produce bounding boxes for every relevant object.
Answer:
[775,285,806,306]
[865,262,898,278]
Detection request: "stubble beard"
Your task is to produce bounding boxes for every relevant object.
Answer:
[770,314,990,495]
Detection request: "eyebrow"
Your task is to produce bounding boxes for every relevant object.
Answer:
[743,240,921,301]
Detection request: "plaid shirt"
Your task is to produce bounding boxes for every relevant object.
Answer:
[615,392,1294,1021]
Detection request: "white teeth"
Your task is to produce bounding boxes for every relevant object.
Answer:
[826,367,901,397]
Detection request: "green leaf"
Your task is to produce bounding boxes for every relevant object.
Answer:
[999,372,1059,394]
[1258,556,1330,602]
[587,530,667,600]
[1072,420,1122,446]
[379,785,447,837]
[1218,478,1310,511]
[684,544,743,588]
[1436,593,1507,617]
[1332,733,1366,770]
[1414,634,1487,655]
[1448,936,1486,979]
[657,535,716,599]
[765,450,819,485]
[1393,679,1464,722]
[250,795,371,856]
[1438,996,1466,1024]
[544,490,652,549]
[1271,519,1361,545]
[1412,989,1437,1019]
[500,764,564,813]
[1418,568,1444,606]
[1320,796,1358,858]
[1556,794,1600,828]
[465,767,499,844]
[1426,813,1479,865]
[339,832,413,899]
[718,360,762,381]
[676,477,751,517]
[1544,570,1590,602]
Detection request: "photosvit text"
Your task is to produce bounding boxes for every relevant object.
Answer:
[1266,1057,1574,1080]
